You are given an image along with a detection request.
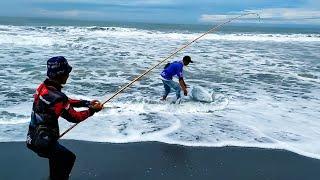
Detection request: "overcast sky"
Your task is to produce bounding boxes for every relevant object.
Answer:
[0,0,319,25]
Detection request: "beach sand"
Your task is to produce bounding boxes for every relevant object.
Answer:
[1,140,320,180]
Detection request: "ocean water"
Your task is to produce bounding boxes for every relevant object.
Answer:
[0,18,320,160]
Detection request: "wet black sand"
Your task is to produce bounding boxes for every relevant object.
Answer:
[1,140,320,180]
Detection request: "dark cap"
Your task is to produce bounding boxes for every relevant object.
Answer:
[183,55,193,63]
[47,56,72,79]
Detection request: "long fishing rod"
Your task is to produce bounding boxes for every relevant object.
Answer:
[59,12,260,138]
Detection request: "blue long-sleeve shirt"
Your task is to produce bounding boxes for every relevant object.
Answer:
[160,61,184,80]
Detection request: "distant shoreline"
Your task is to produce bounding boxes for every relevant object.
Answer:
[0,16,319,34]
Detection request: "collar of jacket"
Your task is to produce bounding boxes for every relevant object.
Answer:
[44,78,63,91]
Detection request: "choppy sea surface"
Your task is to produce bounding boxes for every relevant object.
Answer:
[0,19,320,159]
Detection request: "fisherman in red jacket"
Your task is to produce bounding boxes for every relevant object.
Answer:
[26,56,103,180]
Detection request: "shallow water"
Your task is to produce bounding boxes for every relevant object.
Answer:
[0,24,319,159]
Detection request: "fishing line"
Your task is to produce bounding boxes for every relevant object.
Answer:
[59,12,260,138]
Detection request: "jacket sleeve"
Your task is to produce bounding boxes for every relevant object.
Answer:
[68,98,90,108]
[58,101,94,123]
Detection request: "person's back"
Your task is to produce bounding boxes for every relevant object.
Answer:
[27,80,64,154]
[160,61,183,80]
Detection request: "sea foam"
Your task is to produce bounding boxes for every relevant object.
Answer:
[0,24,319,160]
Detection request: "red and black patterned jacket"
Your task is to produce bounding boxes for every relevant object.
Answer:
[27,79,94,145]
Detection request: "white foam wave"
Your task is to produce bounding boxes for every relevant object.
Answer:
[0,119,29,125]
[1,95,320,160]
[0,24,319,161]
[53,91,320,160]
[0,25,319,47]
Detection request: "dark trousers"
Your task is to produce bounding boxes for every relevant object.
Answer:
[28,142,76,180]
[48,143,76,180]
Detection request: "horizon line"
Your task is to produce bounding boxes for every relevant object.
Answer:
[0,15,320,28]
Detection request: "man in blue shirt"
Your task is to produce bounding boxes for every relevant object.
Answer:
[160,56,193,102]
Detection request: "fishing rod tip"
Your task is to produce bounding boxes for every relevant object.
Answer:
[256,13,261,22]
